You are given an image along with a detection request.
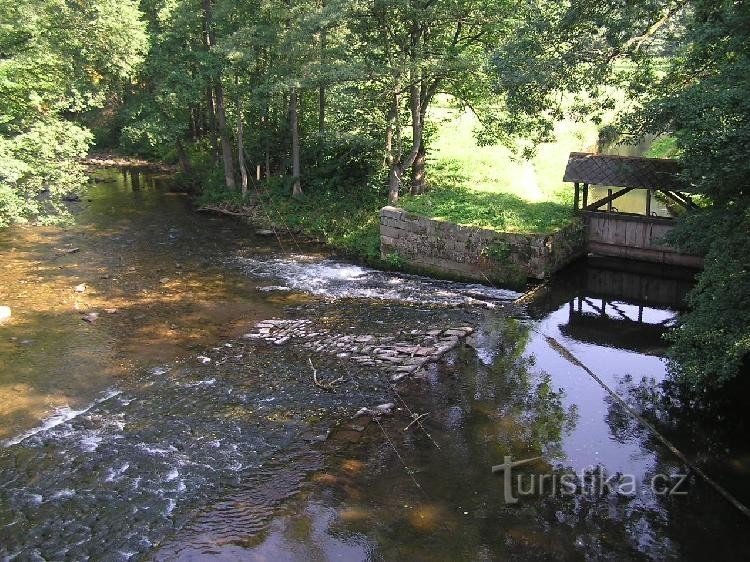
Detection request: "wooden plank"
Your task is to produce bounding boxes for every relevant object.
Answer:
[660,190,699,210]
[583,186,634,211]
[581,210,674,225]
[588,241,704,267]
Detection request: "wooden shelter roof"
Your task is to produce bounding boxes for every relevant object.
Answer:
[563,152,691,191]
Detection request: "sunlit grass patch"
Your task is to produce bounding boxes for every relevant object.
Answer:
[400,102,597,233]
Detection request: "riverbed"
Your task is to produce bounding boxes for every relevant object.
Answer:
[1,168,749,560]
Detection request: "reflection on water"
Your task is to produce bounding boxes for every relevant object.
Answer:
[0,168,289,438]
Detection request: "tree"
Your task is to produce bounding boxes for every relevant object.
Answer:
[350,0,516,203]
[0,0,147,226]
[646,1,750,389]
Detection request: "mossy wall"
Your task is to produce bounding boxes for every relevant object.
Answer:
[380,206,585,287]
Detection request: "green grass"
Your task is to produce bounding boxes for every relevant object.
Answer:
[198,181,385,263]
[400,102,600,233]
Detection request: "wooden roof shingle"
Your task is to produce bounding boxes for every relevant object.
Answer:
[563,152,690,191]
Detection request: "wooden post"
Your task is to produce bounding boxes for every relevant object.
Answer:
[646,189,652,216]
[574,183,580,210]
[607,189,613,212]
[582,183,589,208]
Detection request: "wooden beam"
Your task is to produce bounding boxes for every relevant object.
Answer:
[607,189,613,212]
[573,183,580,210]
[582,183,589,208]
[584,186,634,211]
[646,189,652,216]
[660,190,699,210]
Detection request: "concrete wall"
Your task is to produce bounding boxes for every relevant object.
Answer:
[380,206,586,286]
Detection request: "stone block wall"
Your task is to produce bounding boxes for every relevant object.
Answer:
[380,206,585,286]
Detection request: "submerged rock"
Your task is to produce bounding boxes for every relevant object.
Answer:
[81,312,99,324]
[354,402,396,418]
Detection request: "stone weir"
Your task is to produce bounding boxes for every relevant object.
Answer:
[243,319,474,383]
[379,206,585,286]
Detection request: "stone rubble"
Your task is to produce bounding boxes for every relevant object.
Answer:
[243,319,474,382]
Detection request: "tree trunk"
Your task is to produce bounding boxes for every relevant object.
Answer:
[237,92,248,196]
[388,22,430,203]
[214,81,236,190]
[190,108,198,141]
[206,87,219,162]
[319,86,326,137]
[319,1,327,137]
[384,96,396,167]
[388,164,403,204]
[175,139,193,176]
[290,87,303,197]
[260,105,271,179]
[203,0,235,190]
[388,81,424,203]
[411,140,426,195]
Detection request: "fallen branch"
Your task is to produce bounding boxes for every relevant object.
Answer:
[54,247,80,256]
[544,332,750,520]
[197,205,255,217]
[308,357,345,392]
[403,412,428,431]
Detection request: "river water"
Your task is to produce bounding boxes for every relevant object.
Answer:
[0,168,748,560]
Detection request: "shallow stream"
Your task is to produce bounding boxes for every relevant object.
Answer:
[1,168,748,560]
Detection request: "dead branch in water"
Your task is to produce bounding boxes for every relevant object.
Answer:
[403,412,428,431]
[308,357,345,392]
[197,205,256,217]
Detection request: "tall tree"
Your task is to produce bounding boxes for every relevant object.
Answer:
[203,0,236,190]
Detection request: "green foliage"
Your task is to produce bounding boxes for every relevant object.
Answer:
[646,136,679,159]
[487,0,749,388]
[0,121,92,227]
[667,208,750,388]
[198,173,386,262]
[0,0,147,226]
[634,1,750,389]
[383,251,405,268]
[400,183,573,234]
[482,241,511,261]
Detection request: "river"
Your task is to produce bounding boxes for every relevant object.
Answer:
[0,168,748,560]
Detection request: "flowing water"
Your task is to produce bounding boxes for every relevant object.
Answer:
[1,168,749,560]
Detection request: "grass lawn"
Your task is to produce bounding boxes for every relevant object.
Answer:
[399,101,600,234]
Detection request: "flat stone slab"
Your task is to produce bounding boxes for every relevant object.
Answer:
[243,319,474,382]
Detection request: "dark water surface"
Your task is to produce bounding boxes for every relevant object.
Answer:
[1,169,748,560]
